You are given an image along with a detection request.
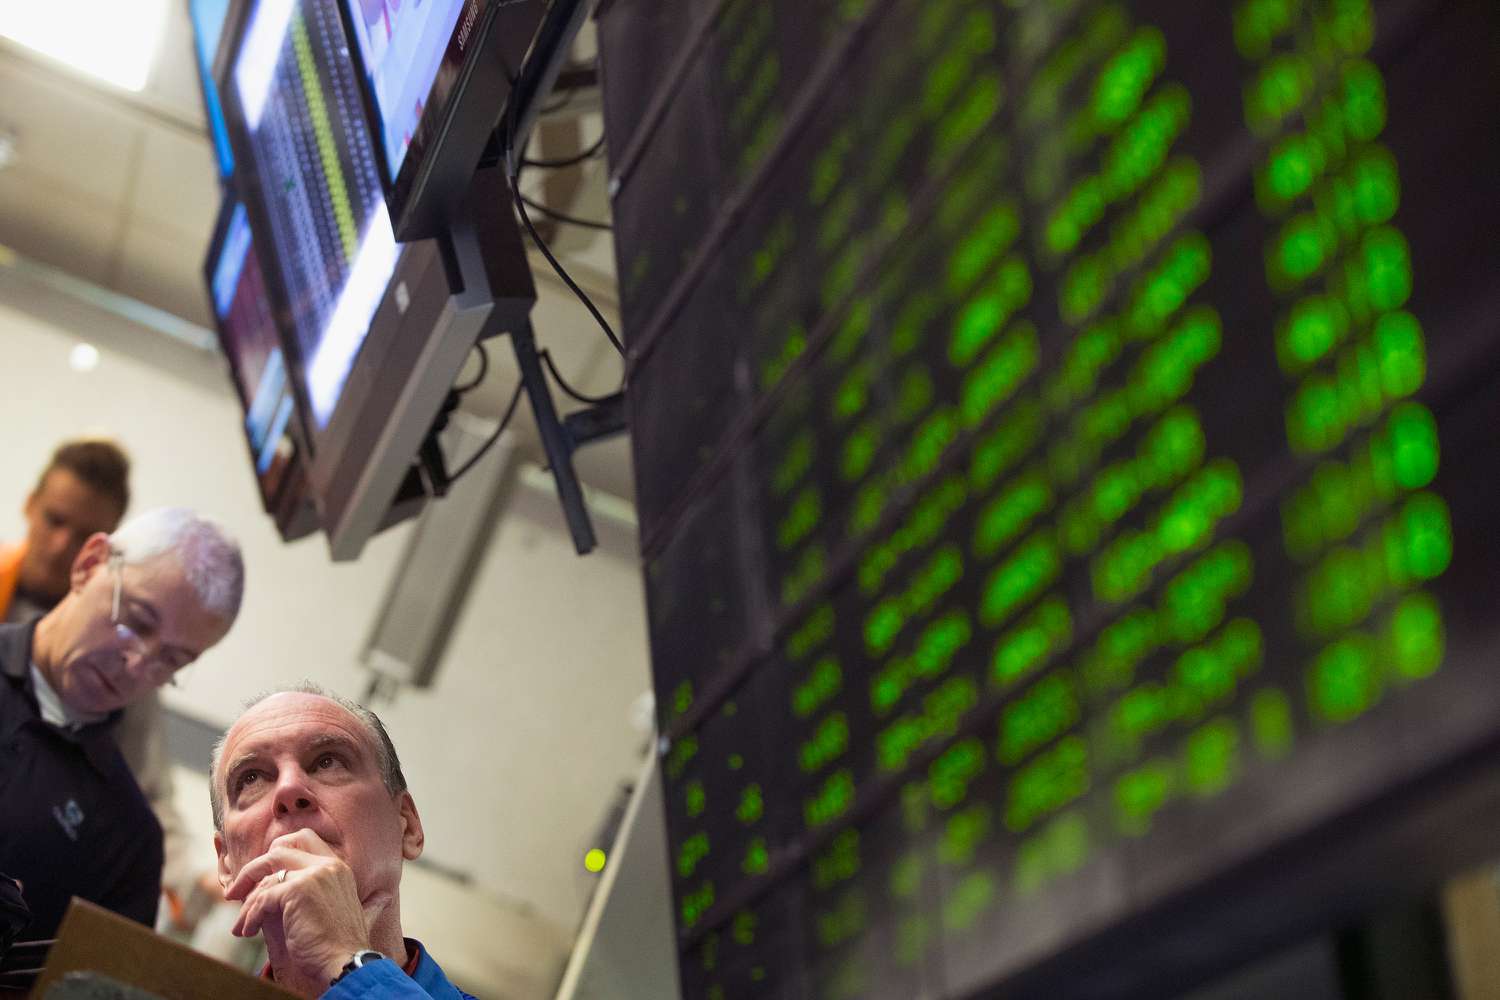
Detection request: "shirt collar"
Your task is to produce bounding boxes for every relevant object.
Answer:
[0,620,122,775]
[407,939,466,999]
[30,660,106,729]
[0,619,33,683]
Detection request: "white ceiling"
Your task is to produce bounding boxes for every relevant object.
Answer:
[0,6,633,501]
[0,7,220,324]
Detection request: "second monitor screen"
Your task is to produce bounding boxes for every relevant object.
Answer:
[231,0,398,431]
[343,0,468,186]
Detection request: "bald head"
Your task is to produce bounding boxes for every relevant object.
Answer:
[210,687,424,982]
[210,685,406,831]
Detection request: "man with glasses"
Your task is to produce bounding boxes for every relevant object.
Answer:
[2,439,207,933]
[0,507,244,942]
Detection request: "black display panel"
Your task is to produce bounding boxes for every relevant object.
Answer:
[602,0,1500,996]
[338,0,543,240]
[204,195,300,513]
[219,0,399,441]
[216,0,537,560]
[341,0,469,183]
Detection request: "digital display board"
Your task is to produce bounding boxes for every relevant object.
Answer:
[226,0,398,432]
[602,0,1500,996]
[205,198,299,508]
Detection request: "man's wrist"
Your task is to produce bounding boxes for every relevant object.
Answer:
[329,949,388,986]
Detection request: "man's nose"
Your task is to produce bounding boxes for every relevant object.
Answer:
[272,771,318,815]
[119,637,166,681]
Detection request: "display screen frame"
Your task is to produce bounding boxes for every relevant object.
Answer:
[336,0,471,192]
[213,0,537,559]
[333,0,545,241]
[188,0,237,179]
[212,0,440,558]
[201,191,305,515]
[214,0,411,457]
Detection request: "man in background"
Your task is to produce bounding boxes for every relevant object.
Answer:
[0,438,129,623]
[0,507,244,939]
[0,438,205,927]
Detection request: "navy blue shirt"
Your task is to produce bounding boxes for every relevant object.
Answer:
[0,621,162,940]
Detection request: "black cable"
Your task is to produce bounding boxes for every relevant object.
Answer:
[513,190,624,355]
[448,379,526,483]
[540,348,617,404]
[518,192,612,231]
[454,341,490,393]
[502,61,625,357]
[522,133,606,169]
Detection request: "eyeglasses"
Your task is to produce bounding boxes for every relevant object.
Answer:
[109,554,185,686]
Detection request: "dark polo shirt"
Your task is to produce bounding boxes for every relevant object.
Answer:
[0,620,161,940]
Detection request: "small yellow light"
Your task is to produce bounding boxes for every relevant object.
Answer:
[584,848,607,873]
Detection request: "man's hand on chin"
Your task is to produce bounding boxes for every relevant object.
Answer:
[224,828,377,997]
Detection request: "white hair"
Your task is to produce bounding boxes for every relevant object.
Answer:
[110,507,244,623]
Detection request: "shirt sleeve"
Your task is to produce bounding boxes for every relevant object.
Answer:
[320,959,438,999]
[106,832,163,929]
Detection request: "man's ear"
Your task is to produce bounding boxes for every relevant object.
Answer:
[214,830,233,893]
[398,792,425,862]
[69,533,113,594]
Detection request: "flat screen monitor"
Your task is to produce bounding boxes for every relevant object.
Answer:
[217,0,536,560]
[339,0,544,240]
[220,0,402,439]
[204,195,299,511]
[189,0,236,178]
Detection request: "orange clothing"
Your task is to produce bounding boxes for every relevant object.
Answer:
[0,542,23,622]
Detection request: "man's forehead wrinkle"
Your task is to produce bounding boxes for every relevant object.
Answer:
[222,733,360,777]
[219,702,372,783]
[224,748,265,780]
[309,732,364,754]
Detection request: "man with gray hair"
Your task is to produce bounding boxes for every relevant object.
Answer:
[211,685,474,999]
[0,506,244,941]
[2,439,222,933]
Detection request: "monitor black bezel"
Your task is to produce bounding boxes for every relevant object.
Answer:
[333,0,544,242]
[200,190,307,516]
[214,0,418,467]
[212,0,328,464]
[187,0,237,181]
[212,0,538,559]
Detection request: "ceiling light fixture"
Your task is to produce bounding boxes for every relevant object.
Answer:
[0,0,171,92]
[69,343,100,372]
